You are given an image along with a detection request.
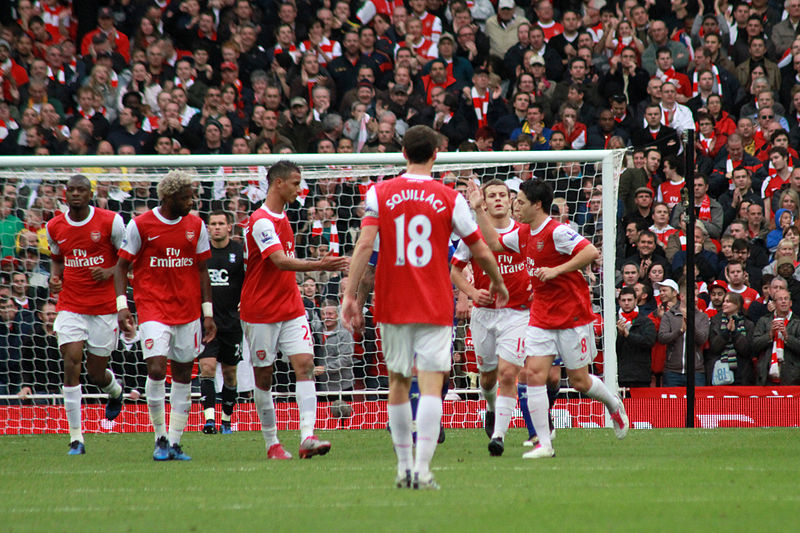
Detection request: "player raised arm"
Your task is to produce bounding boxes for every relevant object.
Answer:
[341,225,378,332]
[467,180,504,252]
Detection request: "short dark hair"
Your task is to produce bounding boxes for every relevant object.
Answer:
[402,125,439,163]
[518,179,553,213]
[267,160,300,185]
[209,209,233,223]
[619,286,636,298]
[482,178,508,195]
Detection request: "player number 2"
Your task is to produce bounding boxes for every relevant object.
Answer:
[394,214,433,267]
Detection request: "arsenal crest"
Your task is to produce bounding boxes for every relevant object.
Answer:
[536,240,544,251]
[186,231,195,241]
[256,349,267,361]
[90,231,101,242]
[145,339,154,350]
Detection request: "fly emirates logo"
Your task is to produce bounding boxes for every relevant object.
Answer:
[150,247,194,267]
[497,254,525,275]
[385,189,447,213]
[65,249,105,267]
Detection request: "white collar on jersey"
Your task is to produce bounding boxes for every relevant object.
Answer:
[400,172,433,181]
[154,206,182,225]
[497,219,515,233]
[529,216,553,236]
[65,205,95,227]
[260,204,285,219]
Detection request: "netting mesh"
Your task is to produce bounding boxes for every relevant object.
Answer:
[0,151,624,434]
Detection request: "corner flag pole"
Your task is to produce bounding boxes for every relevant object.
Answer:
[683,129,696,428]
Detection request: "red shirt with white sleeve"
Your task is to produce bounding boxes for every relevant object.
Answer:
[657,179,685,208]
[451,220,530,311]
[46,206,125,315]
[500,217,594,329]
[728,285,762,311]
[118,208,210,325]
[363,173,481,325]
[239,205,305,324]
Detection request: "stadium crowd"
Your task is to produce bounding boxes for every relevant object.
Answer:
[2,0,800,402]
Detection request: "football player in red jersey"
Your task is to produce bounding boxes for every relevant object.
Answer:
[240,161,349,460]
[343,125,508,489]
[470,177,629,459]
[115,171,216,461]
[47,174,126,455]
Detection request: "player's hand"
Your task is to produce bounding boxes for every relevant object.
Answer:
[202,317,217,344]
[314,365,325,376]
[466,179,484,210]
[534,266,560,282]
[48,275,62,293]
[490,280,509,308]
[89,266,114,281]
[473,288,493,306]
[17,386,32,399]
[318,252,350,271]
[341,294,363,333]
[455,293,472,319]
[118,308,136,339]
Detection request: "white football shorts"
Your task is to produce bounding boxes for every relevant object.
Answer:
[379,323,452,377]
[470,307,528,370]
[139,319,202,363]
[524,322,596,370]
[54,311,118,357]
[242,315,314,368]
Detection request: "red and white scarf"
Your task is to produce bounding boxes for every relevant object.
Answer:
[618,307,639,327]
[770,312,791,382]
[697,195,712,221]
[312,220,340,256]
[471,87,489,128]
[47,66,66,84]
[698,131,716,155]
[691,65,722,97]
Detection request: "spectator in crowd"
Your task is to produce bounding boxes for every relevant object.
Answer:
[656,279,709,386]
[752,288,800,384]
[616,287,656,388]
[707,292,756,385]
[314,299,355,398]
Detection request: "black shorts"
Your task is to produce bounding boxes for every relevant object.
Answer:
[199,330,242,366]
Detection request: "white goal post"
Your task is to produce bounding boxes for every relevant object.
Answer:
[0,149,625,431]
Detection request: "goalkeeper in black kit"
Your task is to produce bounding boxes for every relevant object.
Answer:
[199,211,245,434]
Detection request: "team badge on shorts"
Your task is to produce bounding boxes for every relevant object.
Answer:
[186,231,195,241]
[477,355,484,366]
[145,339,154,349]
[256,350,266,360]
[90,231,101,242]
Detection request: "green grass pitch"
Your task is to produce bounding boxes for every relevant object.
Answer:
[2,428,797,533]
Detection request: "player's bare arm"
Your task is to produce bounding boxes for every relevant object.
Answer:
[467,180,503,252]
[113,256,135,338]
[468,239,509,307]
[341,225,378,332]
[49,257,64,293]
[268,249,350,272]
[198,258,217,344]
[535,243,600,282]
[450,264,493,306]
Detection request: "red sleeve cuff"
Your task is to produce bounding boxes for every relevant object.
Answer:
[571,239,589,256]
[461,230,481,246]
[118,249,136,262]
[451,257,468,268]
[260,243,283,259]
[362,216,378,227]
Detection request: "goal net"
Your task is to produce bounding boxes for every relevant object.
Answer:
[0,149,625,434]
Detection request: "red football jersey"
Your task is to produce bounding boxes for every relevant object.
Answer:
[451,220,530,310]
[728,285,762,311]
[657,179,684,208]
[501,217,594,329]
[46,206,125,315]
[239,205,305,324]
[118,208,210,325]
[364,173,480,325]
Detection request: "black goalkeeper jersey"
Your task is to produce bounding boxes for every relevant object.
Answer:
[207,240,244,334]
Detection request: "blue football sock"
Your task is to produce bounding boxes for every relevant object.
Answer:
[409,377,420,419]
[518,383,535,438]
